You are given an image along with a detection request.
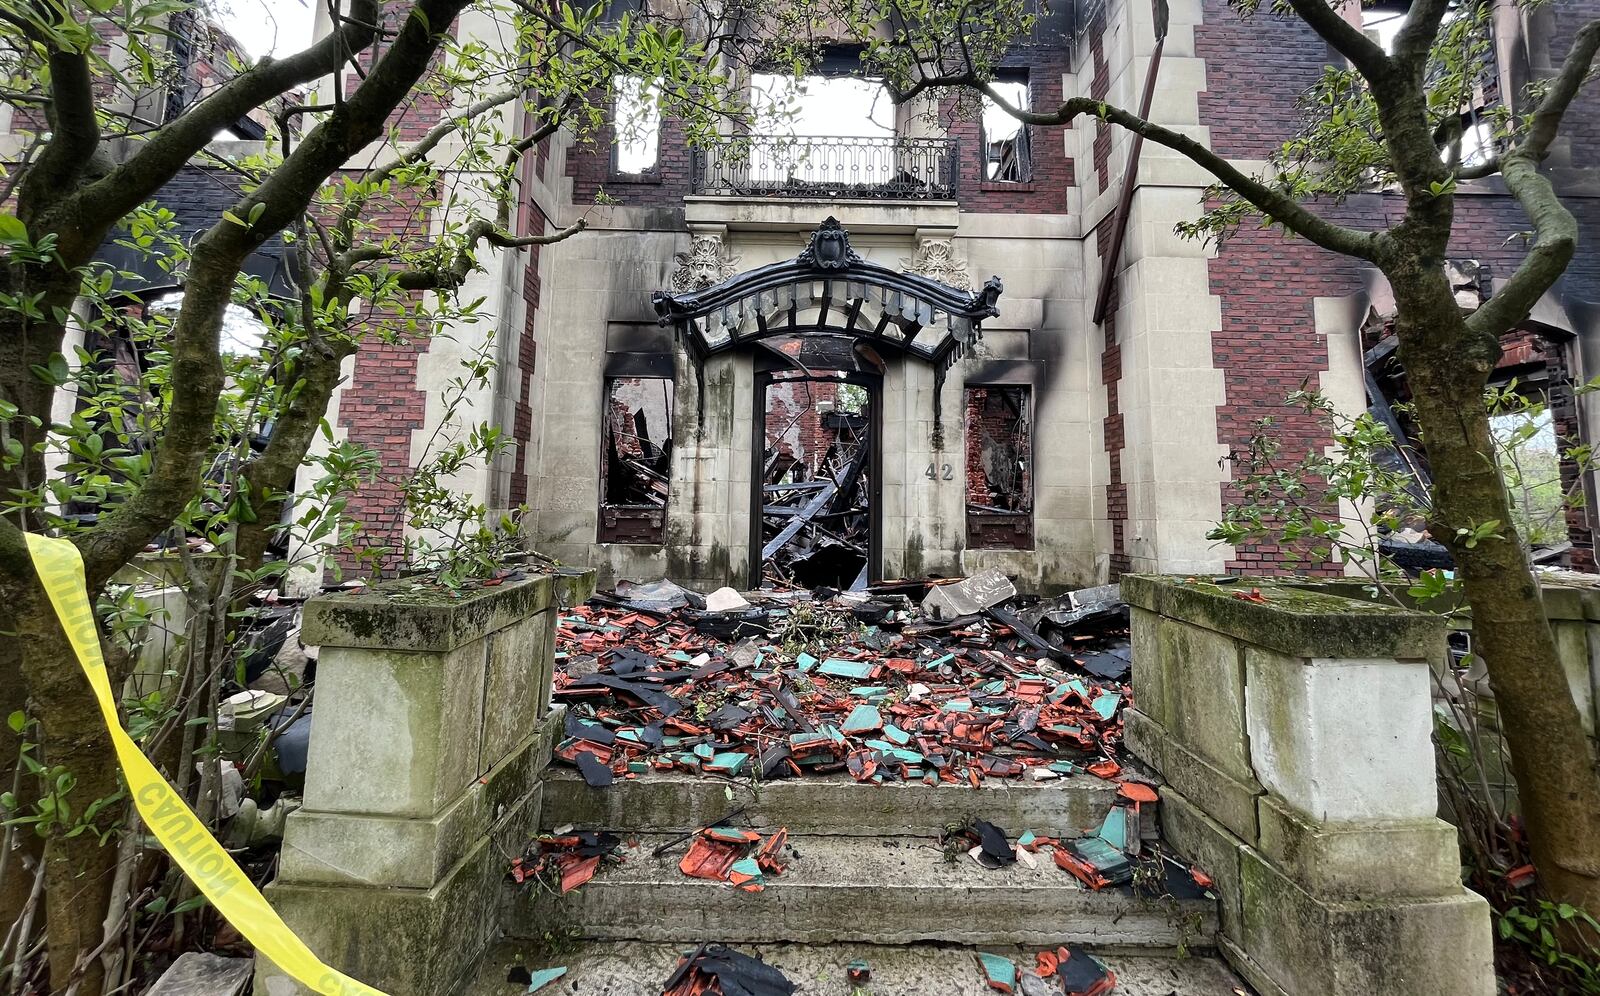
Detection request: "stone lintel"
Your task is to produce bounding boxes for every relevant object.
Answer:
[1121,575,1445,661]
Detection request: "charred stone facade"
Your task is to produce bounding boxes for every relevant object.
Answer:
[14,0,1596,593]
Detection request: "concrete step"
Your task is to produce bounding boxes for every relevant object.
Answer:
[501,833,1218,950]
[467,939,1251,996]
[540,768,1121,838]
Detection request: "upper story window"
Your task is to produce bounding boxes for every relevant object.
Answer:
[1361,4,1409,53]
[982,73,1031,183]
[750,71,895,139]
[613,75,661,175]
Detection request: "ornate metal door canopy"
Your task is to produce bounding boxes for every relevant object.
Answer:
[652,217,1004,377]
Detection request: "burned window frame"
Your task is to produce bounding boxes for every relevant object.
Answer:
[963,382,1035,550]
[598,358,675,545]
[980,70,1033,184]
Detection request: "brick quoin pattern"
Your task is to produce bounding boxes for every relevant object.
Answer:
[1191,2,1600,575]
[1087,17,1132,576]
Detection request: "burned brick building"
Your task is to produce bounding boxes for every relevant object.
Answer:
[12,0,1597,593]
[415,0,1600,591]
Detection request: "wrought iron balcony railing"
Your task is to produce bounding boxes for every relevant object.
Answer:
[691,134,959,200]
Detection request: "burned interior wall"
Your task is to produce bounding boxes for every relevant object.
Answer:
[964,384,1034,550]
[599,376,674,543]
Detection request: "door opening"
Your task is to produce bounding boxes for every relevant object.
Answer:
[752,368,880,589]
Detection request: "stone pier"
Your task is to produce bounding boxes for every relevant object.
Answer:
[1121,576,1494,996]
[255,567,594,996]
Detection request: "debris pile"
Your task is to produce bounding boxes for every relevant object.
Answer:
[759,414,871,590]
[552,572,1135,790]
[663,944,796,996]
[510,829,622,894]
[677,825,790,893]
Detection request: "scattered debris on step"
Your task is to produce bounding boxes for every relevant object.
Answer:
[673,825,791,892]
[979,951,1019,993]
[510,828,622,894]
[552,578,1137,792]
[663,943,796,996]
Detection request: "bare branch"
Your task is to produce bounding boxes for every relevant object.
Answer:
[1465,19,1600,340]
[1523,19,1600,160]
[979,84,1385,262]
[1281,0,1391,81]
[70,0,383,246]
[393,217,587,291]
[332,85,528,241]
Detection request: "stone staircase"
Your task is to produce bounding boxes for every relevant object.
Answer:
[472,768,1250,994]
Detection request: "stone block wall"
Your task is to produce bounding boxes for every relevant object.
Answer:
[1122,575,1494,996]
[256,568,595,996]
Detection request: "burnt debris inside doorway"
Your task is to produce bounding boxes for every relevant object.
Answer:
[759,370,874,590]
[600,376,674,543]
[965,386,1034,549]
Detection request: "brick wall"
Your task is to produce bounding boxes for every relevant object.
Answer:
[946,47,1076,214]
[565,95,693,208]
[1089,13,1132,576]
[1190,0,1600,574]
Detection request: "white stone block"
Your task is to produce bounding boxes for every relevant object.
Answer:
[1245,650,1437,824]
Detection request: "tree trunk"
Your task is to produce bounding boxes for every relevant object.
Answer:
[1396,281,1600,918]
[15,589,122,996]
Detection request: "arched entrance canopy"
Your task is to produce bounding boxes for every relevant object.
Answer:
[652,217,1004,376]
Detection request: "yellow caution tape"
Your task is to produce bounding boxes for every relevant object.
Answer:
[25,534,388,996]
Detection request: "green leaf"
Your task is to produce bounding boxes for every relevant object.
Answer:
[7,711,24,734]
[222,210,249,228]
[0,213,26,242]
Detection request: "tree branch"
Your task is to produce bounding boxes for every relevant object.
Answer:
[72,0,478,590]
[392,217,586,291]
[981,85,1384,261]
[1388,0,1451,71]
[1524,19,1600,160]
[1464,19,1600,340]
[332,84,527,241]
[69,0,383,249]
[18,50,99,217]
[1281,0,1391,81]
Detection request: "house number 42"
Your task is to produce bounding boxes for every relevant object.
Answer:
[925,463,954,480]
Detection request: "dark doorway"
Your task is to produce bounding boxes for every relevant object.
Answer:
[751,357,881,590]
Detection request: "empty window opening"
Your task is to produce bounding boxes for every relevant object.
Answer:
[965,386,1034,549]
[599,376,673,543]
[760,374,873,589]
[613,76,662,174]
[1361,5,1409,53]
[1491,408,1572,552]
[747,69,896,190]
[982,74,1031,182]
[751,72,895,139]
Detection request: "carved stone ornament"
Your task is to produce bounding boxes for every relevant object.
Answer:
[901,237,971,291]
[670,235,740,292]
[798,216,864,272]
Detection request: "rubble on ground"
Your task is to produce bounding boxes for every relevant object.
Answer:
[552,575,1134,790]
